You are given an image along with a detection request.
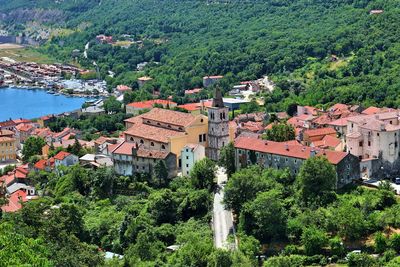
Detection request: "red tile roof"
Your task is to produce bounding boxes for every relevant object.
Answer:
[125,121,185,143]
[34,159,48,170]
[111,141,169,159]
[1,190,27,212]
[127,99,177,109]
[141,108,198,128]
[304,127,337,137]
[178,103,202,111]
[117,85,132,92]
[235,136,348,165]
[54,151,71,160]
[361,106,382,115]
[312,135,341,149]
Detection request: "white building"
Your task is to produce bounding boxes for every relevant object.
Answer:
[181,144,205,176]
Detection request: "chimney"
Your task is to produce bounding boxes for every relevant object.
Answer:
[285,144,289,151]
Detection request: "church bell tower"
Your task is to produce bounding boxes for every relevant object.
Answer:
[207,87,230,161]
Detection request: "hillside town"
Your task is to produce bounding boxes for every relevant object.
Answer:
[2,75,400,214]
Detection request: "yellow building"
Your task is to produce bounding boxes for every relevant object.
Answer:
[0,129,17,162]
[124,108,208,167]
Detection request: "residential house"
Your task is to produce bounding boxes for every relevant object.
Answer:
[181,144,205,176]
[111,141,177,178]
[126,99,177,115]
[0,129,16,162]
[234,136,360,188]
[54,151,79,168]
[116,85,132,95]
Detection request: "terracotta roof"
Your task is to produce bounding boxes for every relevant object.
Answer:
[361,106,382,115]
[178,103,202,111]
[124,121,185,143]
[312,114,333,126]
[0,129,14,137]
[0,120,16,127]
[117,85,132,92]
[16,123,34,132]
[13,119,31,125]
[184,88,202,95]
[328,118,350,127]
[112,141,136,155]
[127,99,177,109]
[312,135,341,149]
[141,108,198,128]
[112,141,169,159]
[54,151,72,160]
[304,127,337,137]
[240,121,264,133]
[34,159,48,170]
[1,190,27,212]
[235,136,348,165]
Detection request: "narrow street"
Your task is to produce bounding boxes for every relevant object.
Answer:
[213,167,237,250]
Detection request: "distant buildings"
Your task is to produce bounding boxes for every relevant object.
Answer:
[203,75,223,88]
[96,35,113,44]
[137,76,153,88]
[126,99,177,115]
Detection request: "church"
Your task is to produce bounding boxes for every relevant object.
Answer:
[207,87,231,161]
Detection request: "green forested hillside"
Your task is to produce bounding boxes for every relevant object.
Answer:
[2,0,400,108]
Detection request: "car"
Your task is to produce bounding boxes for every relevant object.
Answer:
[395,177,400,185]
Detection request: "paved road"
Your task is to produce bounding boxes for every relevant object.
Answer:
[213,167,237,250]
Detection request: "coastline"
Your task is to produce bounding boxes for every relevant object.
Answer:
[0,86,96,121]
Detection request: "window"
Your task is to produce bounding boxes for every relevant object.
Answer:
[147,120,151,124]
[186,164,189,168]
[161,145,166,150]
[130,137,134,141]
[199,134,203,142]
[359,141,363,147]
[168,125,171,128]
[390,121,393,124]
[179,127,183,130]
[220,113,223,120]
[203,134,206,142]
[151,142,154,146]
[377,133,380,136]
[201,119,204,123]
[368,141,371,146]
[140,139,144,144]
[157,123,161,126]
[186,156,189,160]
[396,142,398,148]
[222,142,225,146]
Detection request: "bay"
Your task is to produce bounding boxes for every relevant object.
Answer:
[0,87,90,121]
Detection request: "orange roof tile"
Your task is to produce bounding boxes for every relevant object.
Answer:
[54,151,71,160]
[304,127,337,137]
[141,108,198,128]
[235,136,348,165]
[1,190,27,212]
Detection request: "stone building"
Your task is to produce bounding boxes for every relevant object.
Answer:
[234,136,360,188]
[111,141,177,178]
[207,88,230,161]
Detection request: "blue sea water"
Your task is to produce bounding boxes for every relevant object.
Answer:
[0,87,89,121]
